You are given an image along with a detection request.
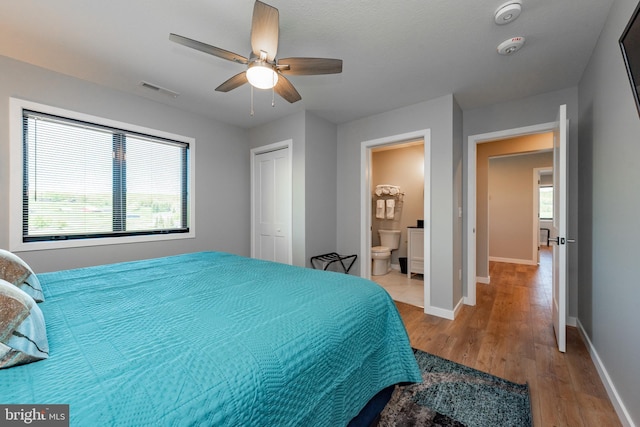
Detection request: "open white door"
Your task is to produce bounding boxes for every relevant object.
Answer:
[551,104,568,352]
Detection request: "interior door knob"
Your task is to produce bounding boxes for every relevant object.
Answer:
[549,237,574,245]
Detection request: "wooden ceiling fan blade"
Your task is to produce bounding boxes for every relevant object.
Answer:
[215,72,249,92]
[251,1,279,62]
[278,58,343,75]
[274,75,302,103]
[170,33,248,64]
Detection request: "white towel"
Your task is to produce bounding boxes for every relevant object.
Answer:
[375,187,383,197]
[376,199,385,219]
[386,199,395,219]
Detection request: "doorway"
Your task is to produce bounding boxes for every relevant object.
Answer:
[486,150,553,266]
[535,167,554,264]
[466,104,568,353]
[359,129,431,313]
[466,121,558,306]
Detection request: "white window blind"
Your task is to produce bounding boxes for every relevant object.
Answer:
[22,110,189,242]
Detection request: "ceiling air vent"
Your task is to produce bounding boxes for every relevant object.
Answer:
[140,81,179,98]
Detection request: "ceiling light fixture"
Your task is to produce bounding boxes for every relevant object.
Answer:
[494,1,522,25]
[246,61,279,89]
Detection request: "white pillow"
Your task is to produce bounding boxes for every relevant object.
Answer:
[0,279,49,369]
[0,249,44,302]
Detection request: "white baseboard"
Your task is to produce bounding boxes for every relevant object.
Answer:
[576,319,635,427]
[424,304,455,320]
[453,298,464,318]
[425,298,475,320]
[476,276,490,284]
[488,256,537,265]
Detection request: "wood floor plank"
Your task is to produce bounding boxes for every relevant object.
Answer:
[394,247,621,426]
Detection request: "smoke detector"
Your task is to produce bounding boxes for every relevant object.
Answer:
[494,1,522,25]
[497,37,525,55]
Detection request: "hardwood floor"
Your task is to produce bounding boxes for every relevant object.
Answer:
[395,247,621,427]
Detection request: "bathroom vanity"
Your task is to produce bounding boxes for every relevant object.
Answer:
[407,227,424,277]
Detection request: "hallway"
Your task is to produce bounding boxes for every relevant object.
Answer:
[396,247,621,427]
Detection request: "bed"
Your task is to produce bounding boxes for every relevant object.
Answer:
[0,251,421,426]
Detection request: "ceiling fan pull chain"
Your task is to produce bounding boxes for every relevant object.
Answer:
[272,81,275,107]
[250,85,255,117]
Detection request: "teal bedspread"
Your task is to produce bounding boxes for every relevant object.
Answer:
[0,252,421,426]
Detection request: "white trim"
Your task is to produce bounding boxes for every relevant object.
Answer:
[360,129,432,315]
[488,256,537,265]
[576,319,635,427]
[9,97,196,252]
[424,305,454,320]
[476,276,491,284]
[466,120,557,308]
[250,140,293,265]
[424,297,464,320]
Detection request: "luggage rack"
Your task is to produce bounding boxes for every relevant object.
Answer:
[310,252,358,274]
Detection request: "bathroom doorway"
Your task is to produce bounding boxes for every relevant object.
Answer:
[359,129,431,312]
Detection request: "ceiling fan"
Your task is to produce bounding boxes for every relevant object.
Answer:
[169,0,343,104]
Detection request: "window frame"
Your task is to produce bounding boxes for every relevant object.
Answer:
[9,98,196,252]
[538,185,553,221]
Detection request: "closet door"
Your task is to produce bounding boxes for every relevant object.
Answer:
[252,146,291,264]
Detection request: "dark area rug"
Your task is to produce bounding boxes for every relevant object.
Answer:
[378,349,532,427]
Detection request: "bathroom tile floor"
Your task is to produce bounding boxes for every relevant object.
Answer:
[371,269,424,308]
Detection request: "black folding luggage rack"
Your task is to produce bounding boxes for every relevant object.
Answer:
[310,252,357,274]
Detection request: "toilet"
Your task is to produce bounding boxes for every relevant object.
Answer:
[371,229,401,276]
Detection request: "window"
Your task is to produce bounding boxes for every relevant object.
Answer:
[10,99,194,250]
[539,186,553,220]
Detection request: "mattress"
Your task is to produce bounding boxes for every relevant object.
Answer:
[0,252,421,426]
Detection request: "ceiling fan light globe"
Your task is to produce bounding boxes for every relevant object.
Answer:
[247,64,279,89]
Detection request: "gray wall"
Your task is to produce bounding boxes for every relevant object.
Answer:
[249,111,338,268]
[578,0,640,422]
[337,94,463,312]
[463,87,580,319]
[304,112,338,267]
[0,55,251,272]
[488,152,553,262]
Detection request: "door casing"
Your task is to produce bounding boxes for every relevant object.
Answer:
[466,120,563,306]
[360,129,431,313]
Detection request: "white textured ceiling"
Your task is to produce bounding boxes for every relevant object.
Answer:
[0,0,614,128]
